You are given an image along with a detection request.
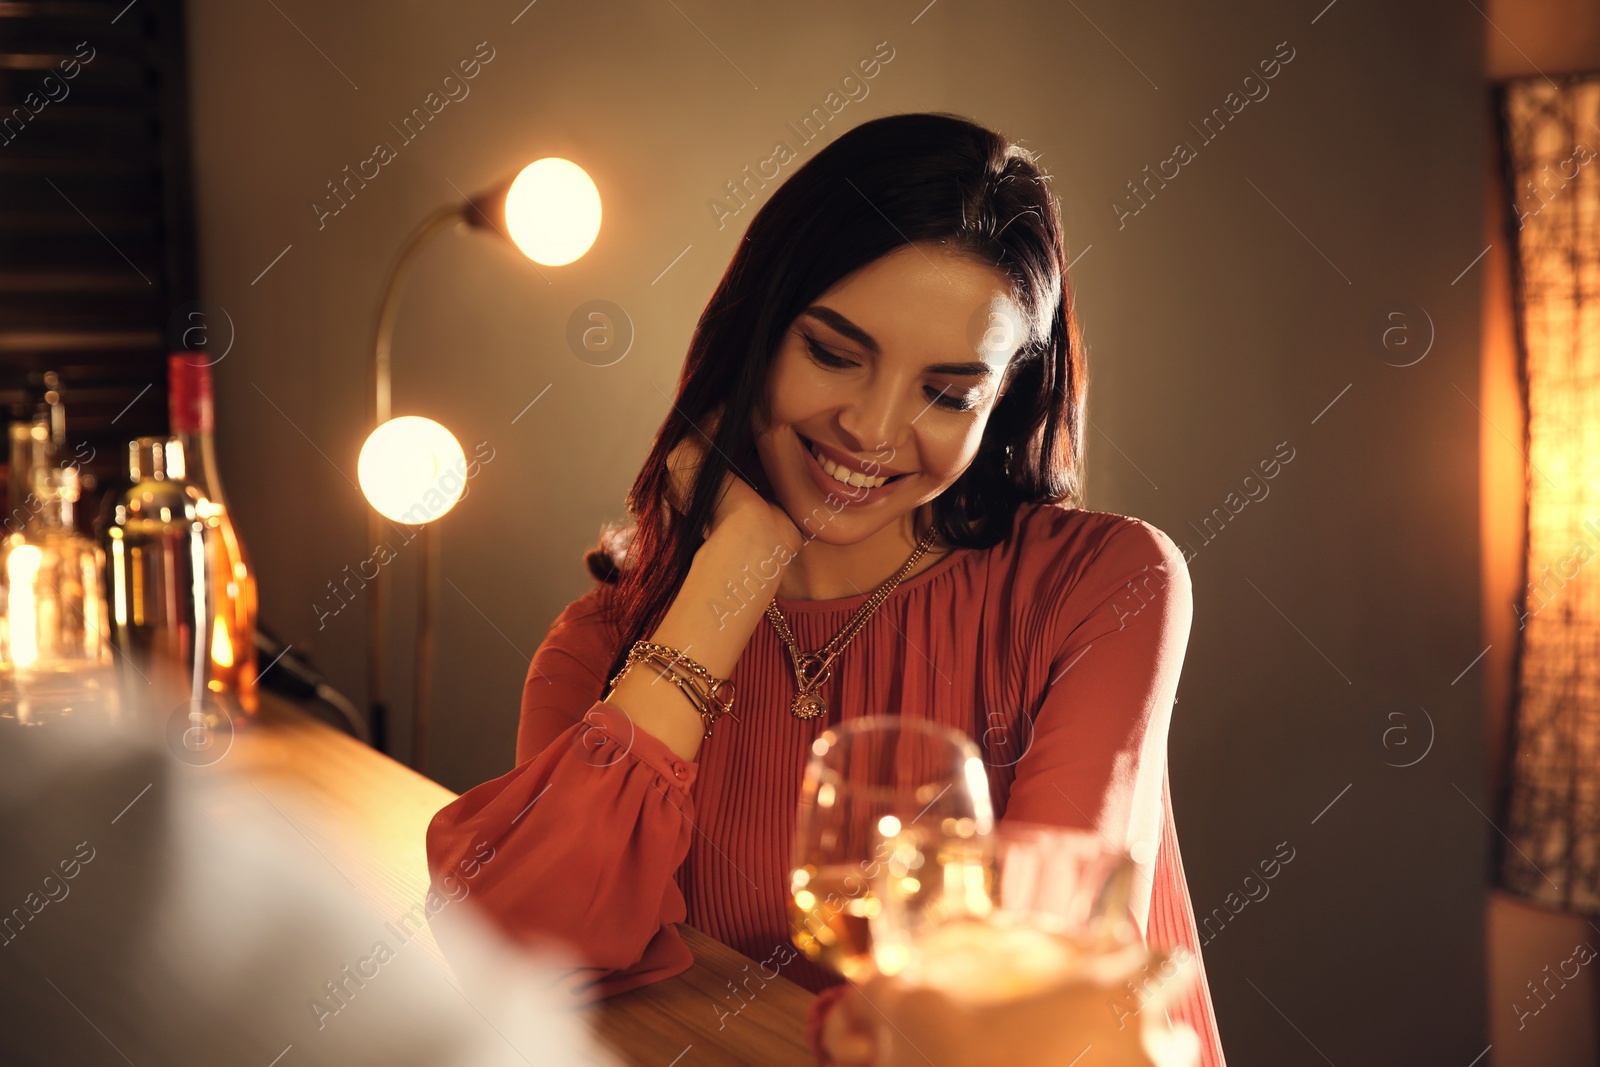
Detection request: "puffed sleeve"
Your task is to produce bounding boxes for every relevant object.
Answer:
[424,583,699,1000]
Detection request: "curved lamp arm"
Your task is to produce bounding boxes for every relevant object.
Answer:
[365,201,464,763]
[371,202,469,427]
[362,190,519,768]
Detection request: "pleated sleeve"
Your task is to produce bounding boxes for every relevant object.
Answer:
[424,583,700,1000]
[1000,516,1226,1066]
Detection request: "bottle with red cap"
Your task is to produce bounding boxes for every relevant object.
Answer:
[169,352,259,716]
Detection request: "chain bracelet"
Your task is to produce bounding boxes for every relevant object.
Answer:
[605,640,738,739]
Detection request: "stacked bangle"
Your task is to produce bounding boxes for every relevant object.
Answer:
[605,640,739,739]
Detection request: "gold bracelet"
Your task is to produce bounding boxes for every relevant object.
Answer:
[605,640,738,739]
[635,642,739,735]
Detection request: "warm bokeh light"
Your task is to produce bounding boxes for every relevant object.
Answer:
[210,616,235,669]
[6,542,42,667]
[503,157,601,266]
[358,416,467,525]
[963,756,995,835]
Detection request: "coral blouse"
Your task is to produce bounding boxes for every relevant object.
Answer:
[426,503,1226,1065]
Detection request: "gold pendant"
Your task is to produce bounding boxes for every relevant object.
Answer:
[792,692,827,720]
[789,651,831,721]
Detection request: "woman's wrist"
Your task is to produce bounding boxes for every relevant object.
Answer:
[650,520,789,677]
[708,498,805,561]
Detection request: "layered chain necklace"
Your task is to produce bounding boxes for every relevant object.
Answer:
[763,526,940,721]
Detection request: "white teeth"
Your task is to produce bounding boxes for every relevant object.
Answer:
[810,444,888,489]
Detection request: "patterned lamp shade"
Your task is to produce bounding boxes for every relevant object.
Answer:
[1496,74,1600,914]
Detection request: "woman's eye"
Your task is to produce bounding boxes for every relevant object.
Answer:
[802,333,978,412]
[803,337,858,370]
[925,384,977,412]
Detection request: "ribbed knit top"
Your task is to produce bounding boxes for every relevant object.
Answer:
[425,503,1226,1065]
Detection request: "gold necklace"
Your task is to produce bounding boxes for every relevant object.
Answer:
[763,526,940,721]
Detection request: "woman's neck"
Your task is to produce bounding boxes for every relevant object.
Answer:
[774,505,947,601]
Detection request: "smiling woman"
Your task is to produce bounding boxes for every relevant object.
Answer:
[754,249,1030,599]
[425,112,1226,1067]
[597,111,1078,646]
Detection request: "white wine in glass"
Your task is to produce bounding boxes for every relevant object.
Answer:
[788,716,994,980]
[870,821,1141,983]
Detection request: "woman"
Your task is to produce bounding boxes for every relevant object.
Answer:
[425,111,1225,1064]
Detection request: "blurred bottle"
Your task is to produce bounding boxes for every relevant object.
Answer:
[169,353,259,715]
[101,437,211,718]
[0,413,116,727]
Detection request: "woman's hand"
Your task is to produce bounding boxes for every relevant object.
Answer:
[609,407,805,761]
[665,409,803,556]
[818,938,1201,1067]
[817,986,879,1066]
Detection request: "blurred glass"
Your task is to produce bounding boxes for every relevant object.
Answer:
[0,417,116,728]
[871,822,1139,982]
[100,437,211,716]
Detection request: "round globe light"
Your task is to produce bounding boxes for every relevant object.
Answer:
[358,416,467,525]
[503,157,602,266]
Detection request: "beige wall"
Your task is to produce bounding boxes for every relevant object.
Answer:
[185,1,1490,1061]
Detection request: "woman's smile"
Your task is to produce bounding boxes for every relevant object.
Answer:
[796,432,911,505]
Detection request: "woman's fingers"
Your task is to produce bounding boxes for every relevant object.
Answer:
[665,408,724,516]
[819,985,880,1066]
[664,437,703,516]
[849,940,1201,1067]
[662,408,804,551]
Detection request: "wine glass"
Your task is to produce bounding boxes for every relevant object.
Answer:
[788,716,994,980]
[987,824,1138,933]
[869,821,1140,983]
[863,826,1199,1067]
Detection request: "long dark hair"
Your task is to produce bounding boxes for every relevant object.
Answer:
[586,111,1085,678]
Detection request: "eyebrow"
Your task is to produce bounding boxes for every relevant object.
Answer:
[924,360,997,377]
[801,305,999,378]
[802,306,879,353]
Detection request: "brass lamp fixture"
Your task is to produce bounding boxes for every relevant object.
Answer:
[361,157,601,771]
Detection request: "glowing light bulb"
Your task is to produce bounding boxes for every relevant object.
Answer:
[503,158,601,266]
[358,416,467,525]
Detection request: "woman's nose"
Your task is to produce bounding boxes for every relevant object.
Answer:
[836,384,905,460]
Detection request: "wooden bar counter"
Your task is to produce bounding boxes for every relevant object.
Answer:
[227,694,817,1067]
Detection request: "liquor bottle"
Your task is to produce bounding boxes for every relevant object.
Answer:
[0,413,116,725]
[102,436,210,714]
[169,354,259,715]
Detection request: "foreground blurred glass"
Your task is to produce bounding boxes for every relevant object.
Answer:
[871,822,1140,982]
[788,716,994,980]
[859,826,1200,1067]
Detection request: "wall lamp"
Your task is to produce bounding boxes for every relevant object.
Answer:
[359,157,601,771]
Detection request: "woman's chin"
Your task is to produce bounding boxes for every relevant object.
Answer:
[774,493,921,549]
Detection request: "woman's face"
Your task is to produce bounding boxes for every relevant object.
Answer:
[753,242,1029,546]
